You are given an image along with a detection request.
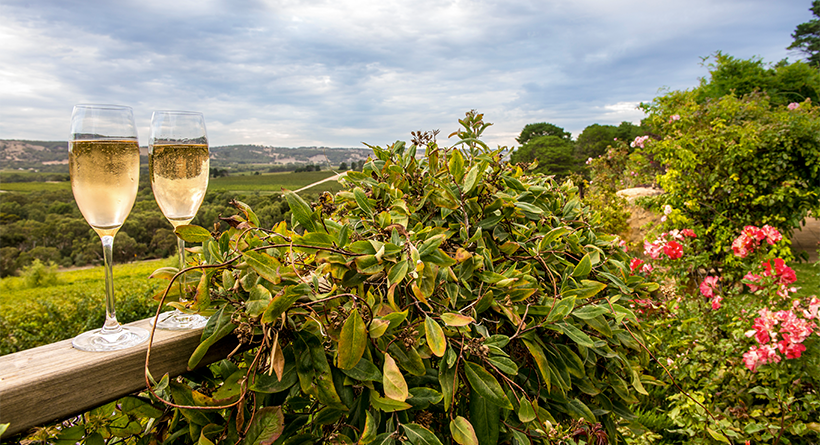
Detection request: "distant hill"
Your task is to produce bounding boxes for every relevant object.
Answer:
[0,140,373,171]
[209,144,372,167]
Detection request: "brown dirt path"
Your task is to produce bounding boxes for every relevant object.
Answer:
[793,218,819,263]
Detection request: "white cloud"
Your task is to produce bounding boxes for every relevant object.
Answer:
[0,0,814,149]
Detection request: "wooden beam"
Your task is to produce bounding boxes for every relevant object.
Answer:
[0,317,237,438]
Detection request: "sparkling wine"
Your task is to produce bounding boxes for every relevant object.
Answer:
[149,143,209,227]
[70,140,140,237]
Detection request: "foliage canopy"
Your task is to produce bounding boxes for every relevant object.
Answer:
[639,90,820,272]
[788,0,820,66]
[127,111,656,444]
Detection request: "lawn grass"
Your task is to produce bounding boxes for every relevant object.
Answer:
[792,261,820,298]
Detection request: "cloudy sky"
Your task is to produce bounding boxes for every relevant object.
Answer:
[0,0,813,149]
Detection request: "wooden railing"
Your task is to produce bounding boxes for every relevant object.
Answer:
[0,318,237,438]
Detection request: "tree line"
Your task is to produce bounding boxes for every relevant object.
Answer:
[0,171,295,277]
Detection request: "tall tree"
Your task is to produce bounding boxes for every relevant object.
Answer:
[575,122,645,160]
[788,1,820,66]
[695,52,820,106]
[516,122,571,145]
[510,135,577,179]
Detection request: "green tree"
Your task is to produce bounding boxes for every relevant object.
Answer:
[510,134,577,178]
[789,0,820,66]
[575,122,645,160]
[695,52,820,106]
[640,90,820,273]
[515,122,571,145]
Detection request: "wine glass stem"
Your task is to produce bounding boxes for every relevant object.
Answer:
[177,236,186,300]
[100,235,122,335]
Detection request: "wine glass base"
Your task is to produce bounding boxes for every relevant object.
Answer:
[150,310,209,330]
[72,325,149,352]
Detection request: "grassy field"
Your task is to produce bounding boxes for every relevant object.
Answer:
[0,258,175,355]
[208,170,344,193]
[0,258,173,305]
[0,169,343,193]
[0,181,71,192]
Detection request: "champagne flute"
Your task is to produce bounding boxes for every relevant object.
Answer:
[149,111,210,330]
[70,104,149,351]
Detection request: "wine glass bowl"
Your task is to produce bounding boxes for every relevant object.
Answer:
[69,104,149,351]
[149,111,210,330]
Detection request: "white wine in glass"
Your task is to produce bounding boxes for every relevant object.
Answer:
[149,111,210,330]
[70,104,149,351]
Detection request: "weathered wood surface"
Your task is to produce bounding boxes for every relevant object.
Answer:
[0,317,236,437]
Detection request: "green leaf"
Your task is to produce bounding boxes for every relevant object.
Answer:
[521,338,550,391]
[85,433,105,445]
[572,253,592,278]
[418,234,446,257]
[510,429,531,445]
[572,304,609,320]
[631,368,649,396]
[450,417,479,445]
[175,224,212,243]
[188,309,237,369]
[464,362,513,410]
[449,149,466,183]
[243,251,281,285]
[463,163,481,194]
[119,395,164,418]
[311,407,347,425]
[514,201,543,216]
[368,318,390,338]
[407,387,444,409]
[542,226,570,245]
[557,322,595,348]
[440,312,474,326]
[360,411,378,444]
[706,427,731,444]
[568,398,596,422]
[244,406,285,445]
[285,190,318,232]
[338,308,367,369]
[487,356,518,375]
[383,353,408,401]
[354,187,374,217]
[261,283,311,323]
[518,399,536,423]
[388,343,426,376]
[341,357,383,381]
[369,392,412,412]
[169,382,221,425]
[477,214,503,229]
[402,423,444,445]
[564,280,607,299]
[439,361,458,411]
[388,260,409,286]
[250,361,299,393]
[425,316,447,357]
[149,266,179,280]
[469,388,500,445]
[547,296,575,322]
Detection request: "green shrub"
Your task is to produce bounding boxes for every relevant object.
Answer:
[638,89,820,278]
[35,112,658,444]
[21,259,59,288]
